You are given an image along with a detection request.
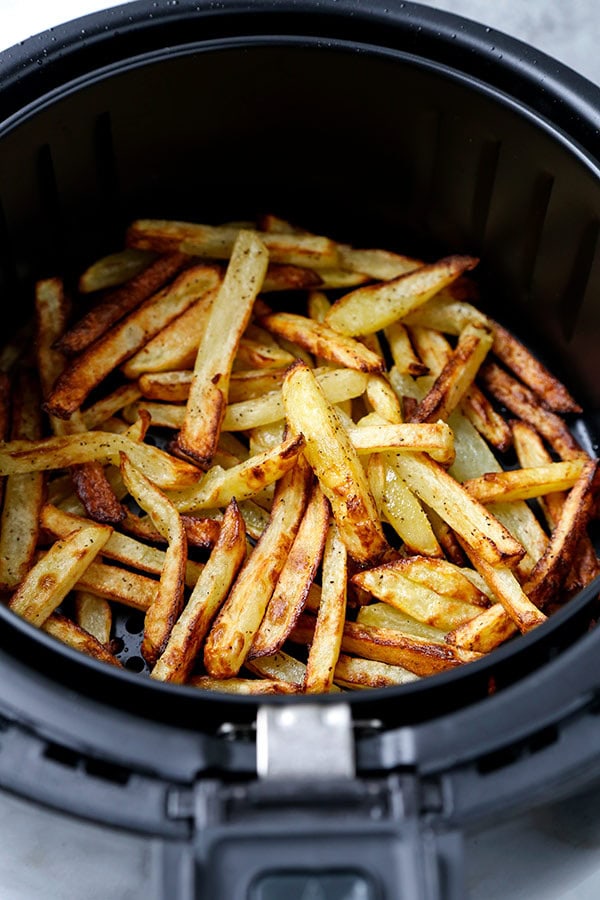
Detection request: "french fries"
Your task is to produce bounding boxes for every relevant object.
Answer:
[0,212,595,698]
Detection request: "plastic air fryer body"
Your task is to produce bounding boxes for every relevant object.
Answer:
[0,2,599,898]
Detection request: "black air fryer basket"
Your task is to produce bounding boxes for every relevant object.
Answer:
[0,2,599,898]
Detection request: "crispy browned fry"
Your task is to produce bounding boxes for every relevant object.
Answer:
[203,458,312,678]
[64,253,188,355]
[189,676,302,694]
[234,334,296,370]
[151,499,246,683]
[491,320,581,413]
[0,371,44,590]
[262,264,322,292]
[138,370,193,403]
[120,508,221,550]
[75,561,157,611]
[70,461,125,525]
[304,522,348,693]
[466,552,546,632]
[353,563,486,631]
[325,256,478,336]
[445,603,517,652]
[410,324,493,423]
[463,459,586,504]
[258,312,384,373]
[408,325,451,374]
[524,459,598,608]
[121,284,219,378]
[127,219,340,270]
[177,232,268,467]
[249,482,329,659]
[461,385,512,453]
[392,451,525,567]
[77,248,157,293]
[167,434,303,512]
[480,363,586,460]
[0,372,10,507]
[45,265,220,419]
[333,654,419,689]
[43,613,122,666]
[0,430,200,489]
[74,591,112,645]
[120,454,187,665]
[9,524,112,626]
[282,361,388,566]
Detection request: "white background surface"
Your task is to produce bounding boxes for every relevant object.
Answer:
[0,1,598,898]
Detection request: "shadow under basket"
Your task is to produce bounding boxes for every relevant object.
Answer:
[0,2,598,898]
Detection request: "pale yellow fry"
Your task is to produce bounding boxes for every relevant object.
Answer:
[0,431,200,489]
[463,459,586,504]
[333,654,419,689]
[127,219,339,270]
[365,374,403,424]
[402,292,490,334]
[378,453,443,557]
[178,231,269,466]
[78,248,156,293]
[234,335,296,370]
[203,459,311,678]
[122,287,218,378]
[120,454,187,664]
[385,321,429,376]
[304,522,347,693]
[353,566,484,631]
[189,676,302,695]
[337,245,422,280]
[356,603,447,641]
[282,362,388,566]
[393,451,525,567]
[45,265,220,419]
[249,482,330,659]
[258,311,384,373]
[152,499,246,683]
[9,525,112,626]
[325,255,478,336]
[348,422,455,464]
[74,591,112,645]
[389,556,489,606]
[223,368,368,431]
[244,650,307,685]
[167,434,303,512]
[82,384,143,429]
[75,561,157,611]
[41,504,203,588]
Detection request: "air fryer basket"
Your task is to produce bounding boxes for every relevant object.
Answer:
[0,2,598,898]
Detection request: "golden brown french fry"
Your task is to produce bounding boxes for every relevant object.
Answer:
[337,245,422,280]
[9,524,112,626]
[356,602,448,641]
[167,434,303,512]
[463,552,546,632]
[151,499,246,683]
[74,591,112,646]
[189,676,302,695]
[445,603,517,653]
[203,458,312,678]
[75,561,157,611]
[348,422,455,464]
[249,482,329,659]
[282,361,388,565]
[46,265,220,418]
[121,285,219,378]
[120,508,221,551]
[402,293,489,334]
[353,563,486,631]
[261,264,323,292]
[384,321,429,376]
[491,320,582,414]
[177,231,268,466]
[43,613,122,667]
[0,430,201,489]
[258,312,384,373]
[461,385,512,453]
[463,459,586,504]
[77,248,158,294]
[234,334,296,370]
[333,654,419,689]
[127,219,340,270]
[120,454,187,665]
[365,374,403,424]
[325,255,478,336]
[244,650,307,685]
[138,370,193,403]
[410,324,493,423]
[304,522,348,693]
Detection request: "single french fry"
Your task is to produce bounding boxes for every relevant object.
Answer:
[167,434,303,512]
[282,361,388,565]
[45,264,220,418]
[410,324,493,423]
[189,676,302,695]
[464,459,586,504]
[234,334,296,370]
[77,248,158,294]
[445,602,517,653]
[120,508,221,551]
[402,293,490,334]
[250,482,330,659]
[43,613,122,667]
[75,560,158,611]
[9,524,112,626]
[461,385,512,453]
[177,231,269,466]
[82,384,143,429]
[348,421,455,464]
[463,551,546,632]
[333,654,419,689]
[244,650,307,685]
[151,499,246,683]
[138,370,193,403]
[356,602,448,641]
[337,244,422,280]
[385,321,429,376]
[74,591,112,645]
[258,311,384,373]
[203,458,312,678]
[325,255,478,336]
[304,522,348,693]
[120,454,187,665]
[262,264,322,292]
[365,374,403,424]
